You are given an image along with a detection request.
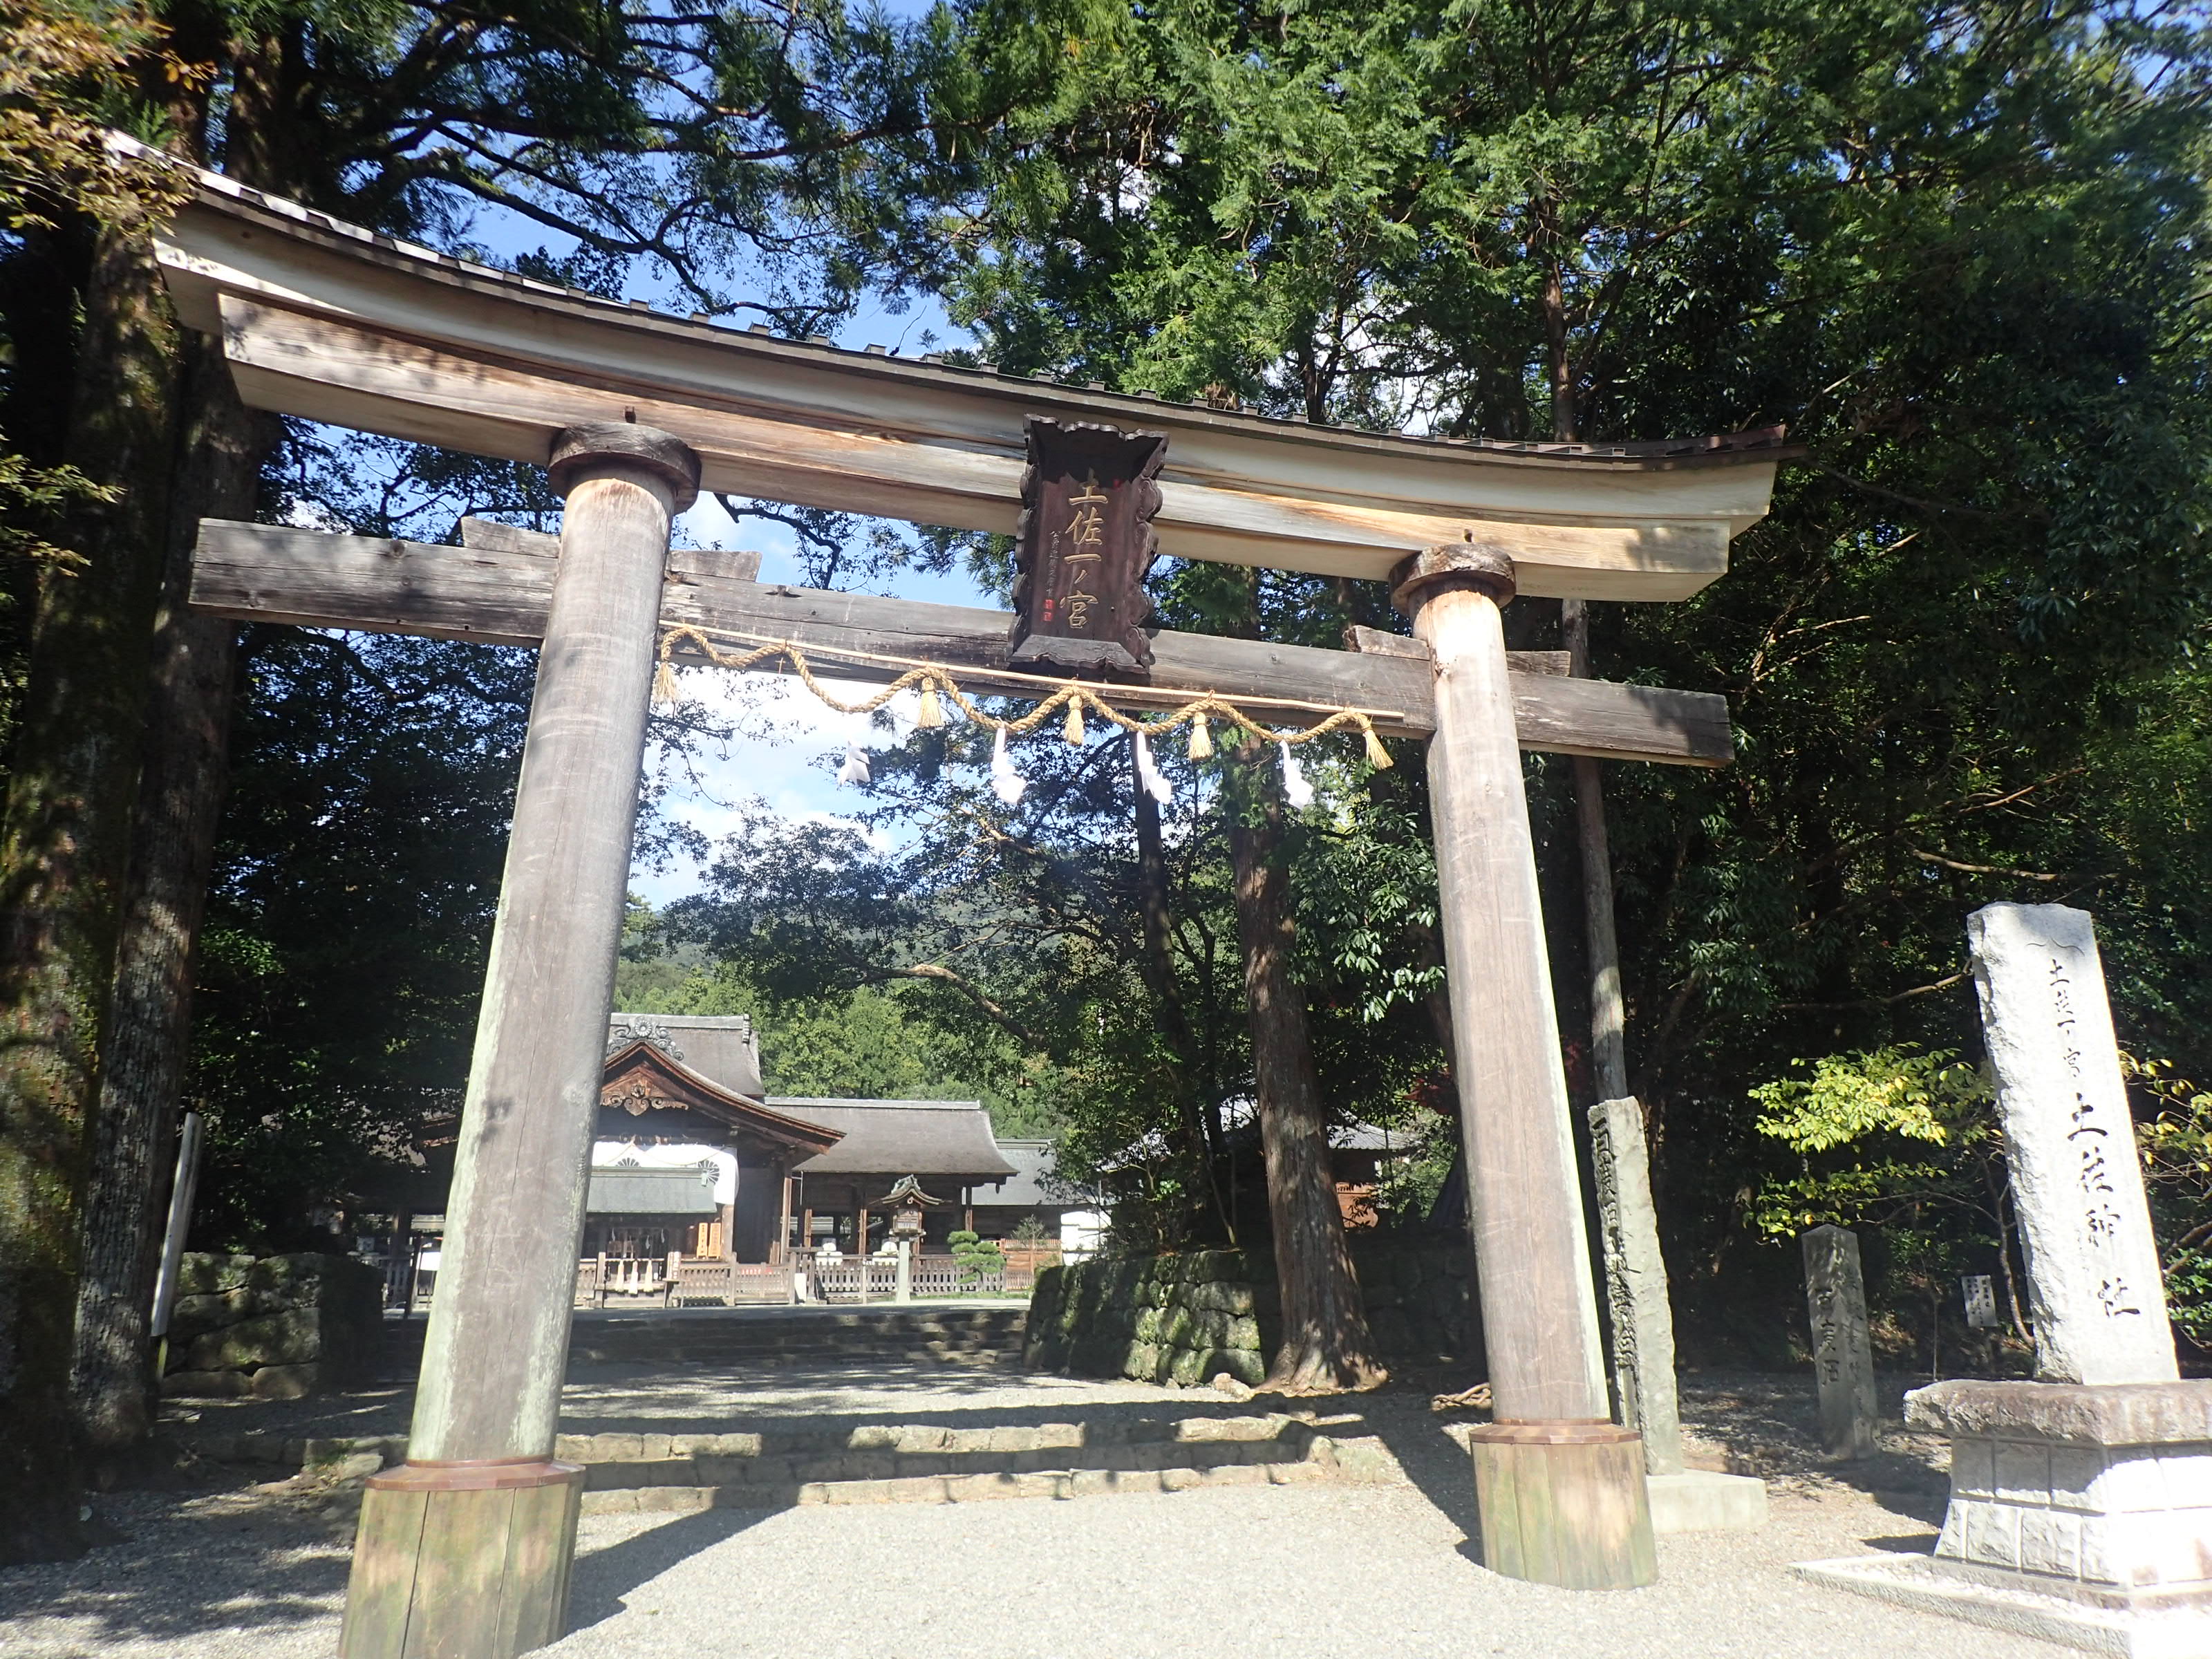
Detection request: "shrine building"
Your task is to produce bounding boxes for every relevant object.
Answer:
[589,1012,1056,1267]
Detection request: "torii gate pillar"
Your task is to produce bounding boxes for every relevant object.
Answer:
[340,424,701,1658]
[1396,544,1658,1590]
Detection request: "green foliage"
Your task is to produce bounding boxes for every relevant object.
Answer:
[1752,1047,1994,1160]
[946,1227,1006,1283]
[665,692,1443,1251]
[2126,1058,2212,1348]
[912,0,2212,1351]
[190,630,532,1246]
[1745,1047,1996,1237]
[1746,1046,2022,1353]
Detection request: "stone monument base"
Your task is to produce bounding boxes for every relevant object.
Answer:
[1797,1379,2212,1657]
[1794,1554,2212,1658]
[1647,1469,1768,1533]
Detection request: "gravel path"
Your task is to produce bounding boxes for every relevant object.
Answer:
[0,1366,2060,1658]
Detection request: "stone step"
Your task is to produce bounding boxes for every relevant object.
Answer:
[572,1423,1405,1514]
[569,1333,1026,1362]
[579,1454,1374,1513]
[376,1308,1029,1380]
[179,1406,1411,1512]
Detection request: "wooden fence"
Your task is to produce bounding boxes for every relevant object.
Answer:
[572,1247,1046,1307]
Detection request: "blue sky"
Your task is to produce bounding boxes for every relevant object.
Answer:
[631,306,995,907]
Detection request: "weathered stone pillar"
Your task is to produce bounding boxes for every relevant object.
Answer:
[1588,1098,1685,1474]
[1396,543,1655,1590]
[1802,1224,1879,1461]
[340,423,697,1659]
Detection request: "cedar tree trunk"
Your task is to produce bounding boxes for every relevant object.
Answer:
[71,340,270,1465]
[1227,740,1385,1394]
[1132,746,1232,1240]
[0,225,178,1561]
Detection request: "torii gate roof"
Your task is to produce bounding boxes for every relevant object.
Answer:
[149,160,1792,601]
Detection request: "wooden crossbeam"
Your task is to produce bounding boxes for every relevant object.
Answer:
[188,519,1734,765]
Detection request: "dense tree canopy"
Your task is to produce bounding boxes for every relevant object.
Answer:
[688,0,2212,1357]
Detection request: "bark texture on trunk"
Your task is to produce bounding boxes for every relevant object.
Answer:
[0,226,178,1562]
[70,342,271,1464]
[1132,751,1231,1239]
[1560,599,1627,1101]
[1227,742,1385,1394]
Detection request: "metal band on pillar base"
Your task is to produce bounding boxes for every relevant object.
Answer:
[1394,541,1656,1591]
[341,423,699,1659]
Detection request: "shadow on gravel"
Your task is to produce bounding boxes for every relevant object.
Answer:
[1354,1392,1491,1568]
[1863,1533,1942,1554]
[1679,1371,1951,1528]
[0,1488,350,1650]
[567,1507,776,1632]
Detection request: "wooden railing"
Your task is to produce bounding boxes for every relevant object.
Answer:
[670,1259,794,1307]
[574,1254,798,1307]
[573,1247,1038,1308]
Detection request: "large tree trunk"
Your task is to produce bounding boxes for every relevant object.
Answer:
[70,341,270,1469]
[1227,740,1385,1394]
[0,225,179,1562]
[1132,749,1232,1240]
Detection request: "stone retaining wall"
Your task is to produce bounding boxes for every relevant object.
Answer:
[162,1253,384,1400]
[1024,1234,1480,1386]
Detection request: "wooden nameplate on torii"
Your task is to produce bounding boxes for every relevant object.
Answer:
[1009,416,1166,679]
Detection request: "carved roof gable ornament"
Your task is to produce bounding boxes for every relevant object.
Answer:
[875,1173,947,1208]
[608,1013,684,1061]
[1011,416,1166,679]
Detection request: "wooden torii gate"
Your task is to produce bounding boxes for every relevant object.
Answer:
[151,165,1788,1653]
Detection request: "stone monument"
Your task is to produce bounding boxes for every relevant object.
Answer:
[1590,1098,1685,1472]
[1588,1097,1768,1531]
[1969,903,2177,1385]
[1799,903,2212,1656]
[1801,1224,1880,1461]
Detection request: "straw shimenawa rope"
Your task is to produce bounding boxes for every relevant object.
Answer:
[653,623,1396,769]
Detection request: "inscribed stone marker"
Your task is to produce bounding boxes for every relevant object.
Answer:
[1801,1225,1878,1461]
[1588,1098,1685,1475]
[1965,902,2177,1385]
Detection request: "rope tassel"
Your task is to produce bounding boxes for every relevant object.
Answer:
[1134,731,1172,805]
[652,659,679,705]
[1362,720,1393,769]
[1186,715,1213,761]
[837,743,871,787]
[1063,697,1086,745]
[1279,740,1315,809]
[915,679,946,729]
[989,725,1027,807]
